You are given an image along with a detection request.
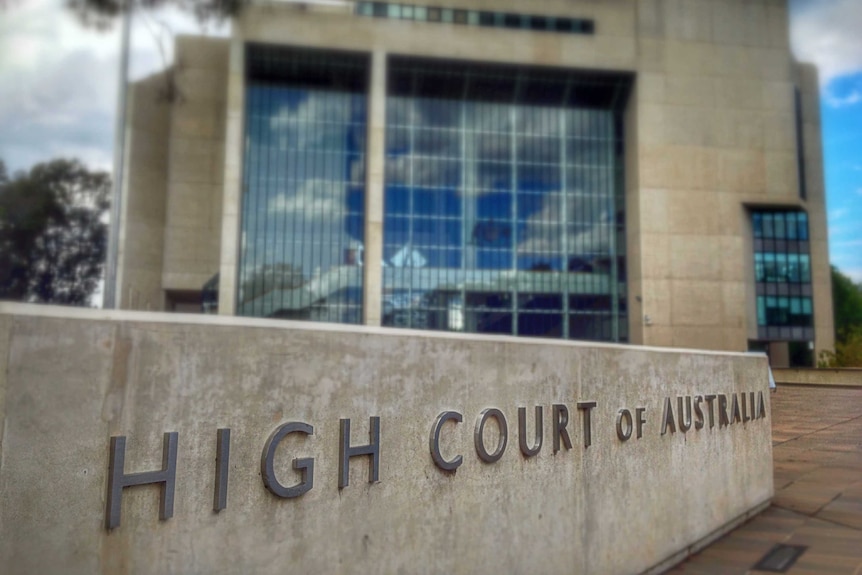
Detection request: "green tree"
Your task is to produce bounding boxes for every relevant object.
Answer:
[818,266,862,367]
[0,159,110,306]
[65,0,244,27]
[239,263,306,304]
[832,266,862,338]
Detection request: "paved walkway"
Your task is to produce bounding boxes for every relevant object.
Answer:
[666,385,862,575]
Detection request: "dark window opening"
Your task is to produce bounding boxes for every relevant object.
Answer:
[752,209,813,342]
[354,2,595,36]
[794,88,807,201]
[503,13,523,28]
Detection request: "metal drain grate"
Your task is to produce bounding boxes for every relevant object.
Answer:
[753,544,808,573]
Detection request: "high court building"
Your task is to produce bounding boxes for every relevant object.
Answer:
[115,0,833,366]
[0,2,814,571]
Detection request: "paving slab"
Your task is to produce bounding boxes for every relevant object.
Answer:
[665,386,862,575]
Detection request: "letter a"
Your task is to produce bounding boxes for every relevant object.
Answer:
[661,398,676,435]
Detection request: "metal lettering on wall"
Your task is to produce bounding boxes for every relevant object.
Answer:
[104,391,768,530]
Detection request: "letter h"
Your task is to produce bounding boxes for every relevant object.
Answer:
[105,432,178,530]
[339,417,380,488]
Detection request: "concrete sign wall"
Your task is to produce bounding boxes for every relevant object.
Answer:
[0,304,773,575]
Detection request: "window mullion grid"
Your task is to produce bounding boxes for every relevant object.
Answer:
[510,89,519,336]
[248,84,262,317]
[607,107,620,342]
[276,86,287,318]
[239,84,257,314]
[459,89,468,331]
[258,83,273,317]
[560,79,572,339]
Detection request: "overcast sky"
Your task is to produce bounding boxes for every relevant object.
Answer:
[0,0,861,280]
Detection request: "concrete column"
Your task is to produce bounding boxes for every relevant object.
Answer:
[115,75,170,312]
[768,341,791,368]
[363,50,386,326]
[114,83,135,309]
[624,82,643,345]
[217,37,245,316]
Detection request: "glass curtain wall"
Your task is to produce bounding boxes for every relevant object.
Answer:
[752,210,814,341]
[383,57,631,341]
[238,45,369,323]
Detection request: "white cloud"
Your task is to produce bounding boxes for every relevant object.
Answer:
[791,0,862,85]
[0,1,856,183]
[269,95,355,150]
[385,99,611,195]
[0,0,227,173]
[517,192,613,256]
[268,179,347,217]
[825,89,862,108]
[844,269,862,283]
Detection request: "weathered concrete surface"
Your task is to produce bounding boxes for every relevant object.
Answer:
[773,368,862,388]
[0,303,773,575]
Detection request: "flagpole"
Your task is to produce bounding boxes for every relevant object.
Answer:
[103,0,132,309]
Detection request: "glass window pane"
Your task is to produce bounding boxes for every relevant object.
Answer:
[240,46,368,324]
[786,212,798,239]
[751,209,812,329]
[383,57,628,341]
[776,253,788,281]
[555,18,574,32]
[790,297,802,313]
[530,16,549,30]
[503,13,522,28]
[800,254,811,282]
[774,212,786,239]
[762,213,774,239]
[798,212,809,240]
[787,253,800,282]
[519,313,563,338]
[763,253,777,282]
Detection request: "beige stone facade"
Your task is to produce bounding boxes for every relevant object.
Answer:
[117,0,833,364]
[118,38,228,312]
